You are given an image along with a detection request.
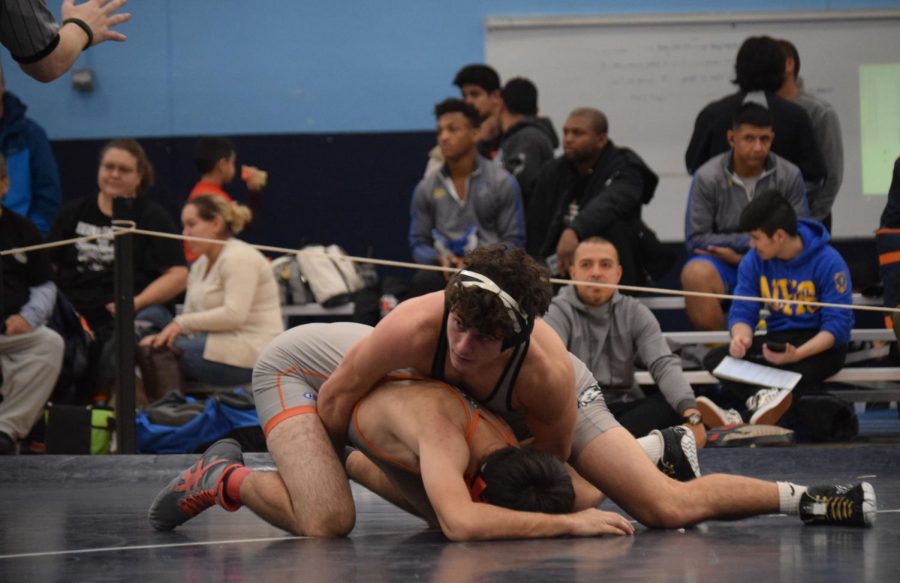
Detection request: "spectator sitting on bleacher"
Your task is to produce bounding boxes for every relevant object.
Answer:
[531,107,660,286]
[141,196,283,388]
[425,64,504,175]
[496,77,558,259]
[186,136,266,262]
[544,237,706,446]
[685,35,824,187]
[0,61,62,235]
[0,152,64,454]
[408,98,525,298]
[681,103,809,331]
[48,139,187,402]
[699,190,853,429]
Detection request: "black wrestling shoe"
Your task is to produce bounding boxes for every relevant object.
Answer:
[653,426,701,481]
[800,483,876,527]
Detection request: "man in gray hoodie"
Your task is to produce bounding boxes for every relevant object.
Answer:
[681,103,808,331]
[545,237,705,446]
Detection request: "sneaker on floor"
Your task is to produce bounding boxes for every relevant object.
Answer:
[148,438,244,531]
[705,423,795,448]
[746,388,793,425]
[696,396,743,428]
[800,482,876,527]
[653,426,701,481]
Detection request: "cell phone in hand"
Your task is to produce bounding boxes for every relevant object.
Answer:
[765,341,787,353]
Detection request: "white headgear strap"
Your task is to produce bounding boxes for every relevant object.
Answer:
[457,270,527,333]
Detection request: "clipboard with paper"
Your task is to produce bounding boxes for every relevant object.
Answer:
[712,356,802,391]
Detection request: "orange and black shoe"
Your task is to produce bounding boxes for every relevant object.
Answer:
[148,438,244,531]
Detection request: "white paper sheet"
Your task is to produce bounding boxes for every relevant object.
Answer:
[712,356,802,390]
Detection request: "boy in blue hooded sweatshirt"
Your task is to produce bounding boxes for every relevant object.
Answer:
[699,189,853,427]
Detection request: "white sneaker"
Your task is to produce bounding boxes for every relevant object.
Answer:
[746,388,793,425]
[696,396,743,428]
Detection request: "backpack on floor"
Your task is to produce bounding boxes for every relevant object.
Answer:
[791,393,858,442]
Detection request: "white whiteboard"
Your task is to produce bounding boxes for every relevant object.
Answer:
[486,10,900,240]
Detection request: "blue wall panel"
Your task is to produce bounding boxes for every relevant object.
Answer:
[2,0,898,139]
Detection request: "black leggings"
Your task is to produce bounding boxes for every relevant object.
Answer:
[702,329,847,413]
[608,391,683,437]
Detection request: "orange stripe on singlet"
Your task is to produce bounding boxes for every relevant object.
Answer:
[264,365,330,436]
[275,365,327,410]
[263,406,318,437]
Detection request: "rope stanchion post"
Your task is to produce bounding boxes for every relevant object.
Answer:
[112,201,136,454]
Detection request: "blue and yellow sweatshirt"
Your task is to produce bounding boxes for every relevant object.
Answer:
[729,219,853,346]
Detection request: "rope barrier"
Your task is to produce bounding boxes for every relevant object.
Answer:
[2,223,898,315]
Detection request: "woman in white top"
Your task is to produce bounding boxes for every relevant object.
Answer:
[142,195,283,385]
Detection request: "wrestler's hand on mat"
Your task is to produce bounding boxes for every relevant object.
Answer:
[569,509,635,537]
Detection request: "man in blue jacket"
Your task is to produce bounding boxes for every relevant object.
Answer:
[0,64,61,234]
[699,190,853,428]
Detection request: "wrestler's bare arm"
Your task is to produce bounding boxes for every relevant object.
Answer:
[317,296,441,446]
[417,418,633,541]
[515,323,578,461]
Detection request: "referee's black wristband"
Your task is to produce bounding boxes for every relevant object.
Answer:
[62,18,93,51]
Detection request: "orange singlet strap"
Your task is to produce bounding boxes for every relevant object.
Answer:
[351,397,418,473]
[476,410,517,446]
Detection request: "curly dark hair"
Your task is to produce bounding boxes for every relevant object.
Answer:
[445,245,552,340]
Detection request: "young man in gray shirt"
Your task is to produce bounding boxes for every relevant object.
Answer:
[408,98,525,297]
[545,237,706,447]
[681,103,808,331]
